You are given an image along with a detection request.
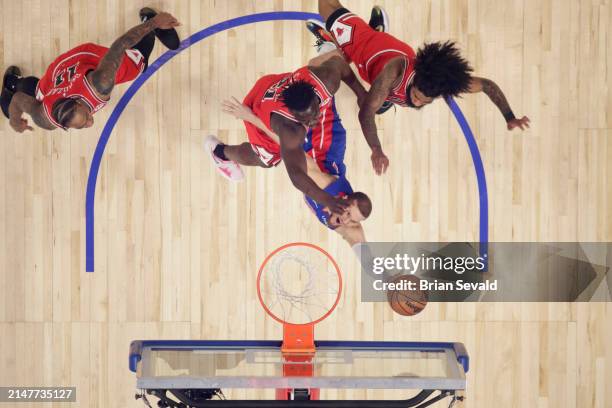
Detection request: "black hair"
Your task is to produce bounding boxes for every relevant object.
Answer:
[51,98,79,128]
[279,80,317,112]
[413,41,473,98]
[348,192,372,218]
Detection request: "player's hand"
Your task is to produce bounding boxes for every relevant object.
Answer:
[152,12,181,30]
[507,116,530,131]
[371,146,389,175]
[222,97,255,121]
[10,117,33,133]
[323,195,350,215]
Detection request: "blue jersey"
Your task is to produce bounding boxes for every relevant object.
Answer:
[303,99,347,177]
[304,176,354,230]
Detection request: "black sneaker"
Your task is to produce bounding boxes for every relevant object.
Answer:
[376,100,395,115]
[139,7,181,50]
[369,6,389,32]
[2,66,21,93]
[306,19,335,50]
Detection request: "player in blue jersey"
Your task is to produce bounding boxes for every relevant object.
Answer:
[214,95,371,247]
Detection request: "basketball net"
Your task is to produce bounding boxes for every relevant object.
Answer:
[257,243,342,400]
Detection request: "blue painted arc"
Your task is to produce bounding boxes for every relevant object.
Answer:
[85,11,488,272]
[446,96,489,261]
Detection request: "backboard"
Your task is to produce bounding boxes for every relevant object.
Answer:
[129,340,468,407]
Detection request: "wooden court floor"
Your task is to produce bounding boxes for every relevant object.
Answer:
[0,0,610,406]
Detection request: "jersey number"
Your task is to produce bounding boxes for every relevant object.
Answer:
[263,77,290,101]
[54,63,78,87]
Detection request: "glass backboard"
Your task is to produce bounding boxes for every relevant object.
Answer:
[130,340,468,392]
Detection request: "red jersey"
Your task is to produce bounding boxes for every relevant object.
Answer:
[35,43,145,128]
[328,11,415,106]
[242,66,334,166]
[384,57,415,107]
[246,66,334,129]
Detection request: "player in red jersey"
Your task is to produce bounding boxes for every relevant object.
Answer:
[221,96,371,248]
[308,1,530,175]
[204,52,366,215]
[2,7,180,132]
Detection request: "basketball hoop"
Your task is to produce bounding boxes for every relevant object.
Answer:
[257,242,342,353]
[257,242,342,400]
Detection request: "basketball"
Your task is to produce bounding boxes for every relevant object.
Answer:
[386,274,428,316]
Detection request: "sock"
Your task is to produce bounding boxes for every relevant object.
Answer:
[213,144,229,161]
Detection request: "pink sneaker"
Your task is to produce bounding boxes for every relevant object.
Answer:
[204,135,245,182]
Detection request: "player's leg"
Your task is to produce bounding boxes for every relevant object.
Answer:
[318,1,388,32]
[220,143,271,168]
[0,92,12,119]
[317,0,345,23]
[139,7,180,50]
[131,33,155,71]
[203,136,246,182]
[309,3,378,84]
[1,66,20,118]
[16,76,40,96]
[1,66,39,119]
[368,6,389,32]
[305,22,339,56]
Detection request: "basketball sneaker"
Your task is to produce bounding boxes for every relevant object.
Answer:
[2,66,21,93]
[204,135,245,182]
[306,19,335,52]
[139,7,181,50]
[1,66,21,118]
[369,6,389,32]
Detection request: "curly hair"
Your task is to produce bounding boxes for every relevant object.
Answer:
[279,79,317,112]
[413,41,473,98]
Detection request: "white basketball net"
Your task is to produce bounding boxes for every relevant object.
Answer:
[258,246,341,325]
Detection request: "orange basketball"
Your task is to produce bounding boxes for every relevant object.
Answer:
[386,274,428,316]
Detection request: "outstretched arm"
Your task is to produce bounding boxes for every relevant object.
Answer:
[221,97,279,143]
[220,98,337,188]
[272,113,348,215]
[88,12,180,96]
[336,224,366,247]
[468,76,530,131]
[8,92,56,132]
[357,61,402,175]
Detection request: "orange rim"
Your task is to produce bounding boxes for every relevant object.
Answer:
[256,242,343,326]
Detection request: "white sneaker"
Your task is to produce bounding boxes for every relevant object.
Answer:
[203,135,245,182]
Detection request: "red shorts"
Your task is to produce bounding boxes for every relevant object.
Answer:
[326,9,414,84]
[245,122,282,167]
[242,74,285,167]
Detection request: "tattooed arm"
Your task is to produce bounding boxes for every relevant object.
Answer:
[88,12,180,96]
[357,59,403,175]
[468,77,530,131]
[8,92,56,132]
